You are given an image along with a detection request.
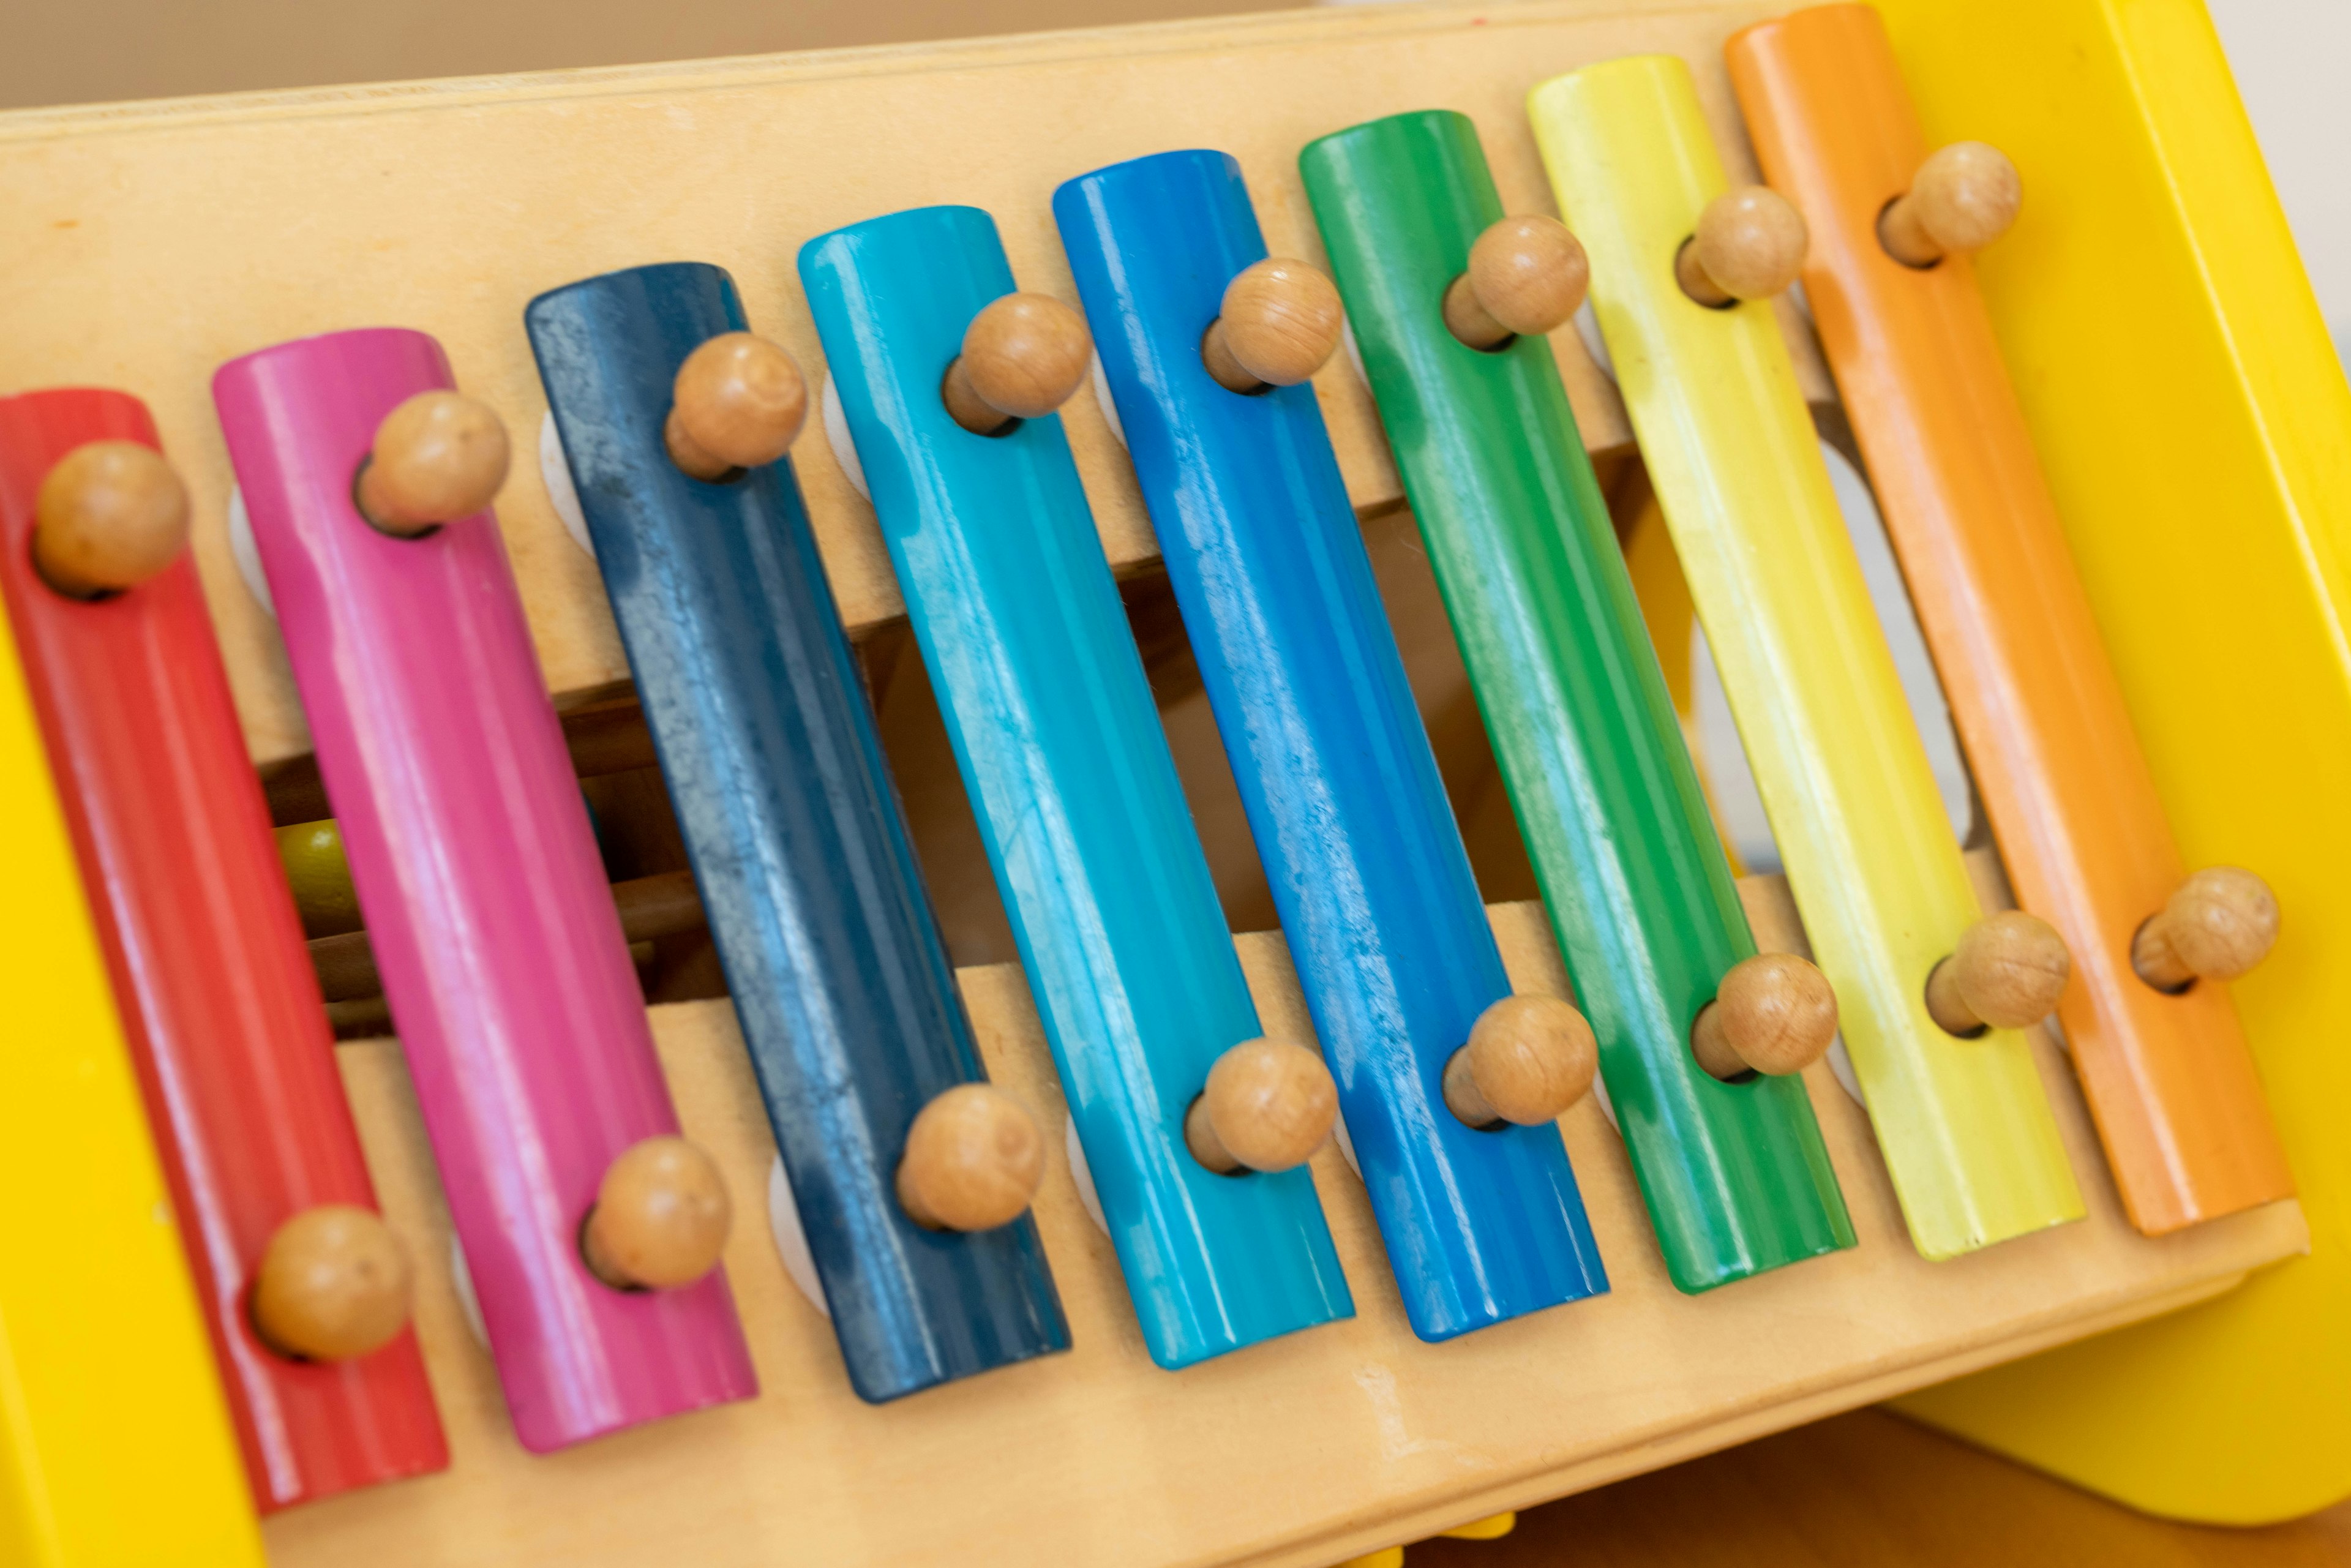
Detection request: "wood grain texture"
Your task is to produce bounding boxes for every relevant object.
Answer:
[0,0,1843,767]
[263,858,2305,1568]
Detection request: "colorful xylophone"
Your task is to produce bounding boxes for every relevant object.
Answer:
[0,1,2337,1564]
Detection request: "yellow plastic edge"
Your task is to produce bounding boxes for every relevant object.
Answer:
[1878,0,2351,1523]
[1526,53,2083,1259]
[0,593,261,1563]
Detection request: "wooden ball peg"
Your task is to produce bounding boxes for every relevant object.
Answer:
[895,1082,1048,1232]
[1201,258,1344,392]
[1443,994,1597,1128]
[250,1204,413,1362]
[942,292,1092,435]
[355,390,510,536]
[1925,910,2071,1035]
[1690,953,1839,1080]
[31,440,190,598]
[580,1135,731,1291]
[1881,142,2022,268]
[1678,186,1809,307]
[665,332,809,481]
[1183,1037,1337,1174]
[2133,866,2280,991]
[1443,215,1589,351]
[276,817,363,939]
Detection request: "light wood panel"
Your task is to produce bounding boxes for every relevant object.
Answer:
[267,860,2304,1568]
[0,0,1839,768]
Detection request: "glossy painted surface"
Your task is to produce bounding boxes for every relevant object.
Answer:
[800,206,1352,1368]
[1300,113,1851,1292]
[1726,4,2291,1238]
[214,329,755,1452]
[1054,150,1608,1337]
[1527,58,2081,1260]
[0,389,446,1508]
[527,262,1069,1400]
[0,462,260,1568]
[1874,0,2351,1519]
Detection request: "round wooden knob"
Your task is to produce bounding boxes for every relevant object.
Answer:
[2134,866,2279,990]
[1443,993,1596,1128]
[1183,1037,1336,1174]
[1690,952,1839,1079]
[1881,142,2022,267]
[895,1082,1048,1232]
[665,332,808,481]
[276,817,363,939]
[942,293,1092,434]
[1926,910,2071,1034]
[250,1204,413,1362]
[581,1135,731,1291]
[1443,215,1589,350]
[1201,258,1344,392]
[1679,186,1809,306]
[355,391,510,536]
[31,440,190,598]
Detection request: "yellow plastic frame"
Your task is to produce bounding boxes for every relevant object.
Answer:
[0,594,260,1565]
[1876,0,2351,1523]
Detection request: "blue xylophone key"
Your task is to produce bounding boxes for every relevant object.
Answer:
[527,261,1068,1402]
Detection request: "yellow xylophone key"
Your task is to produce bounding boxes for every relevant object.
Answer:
[1527,54,2083,1261]
[0,593,261,1564]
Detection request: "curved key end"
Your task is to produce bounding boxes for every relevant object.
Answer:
[1691,952,1839,1079]
[32,440,190,598]
[896,1082,1048,1232]
[665,331,808,481]
[943,293,1093,432]
[1445,993,1597,1127]
[1203,257,1344,391]
[1681,186,1809,306]
[356,390,511,536]
[2135,866,2280,988]
[1929,909,2071,1033]
[1184,1037,1337,1174]
[1444,215,1589,350]
[251,1204,413,1362]
[582,1135,732,1290]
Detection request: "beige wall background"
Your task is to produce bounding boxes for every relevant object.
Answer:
[0,0,1284,110]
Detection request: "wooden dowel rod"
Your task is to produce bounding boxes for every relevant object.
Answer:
[268,703,659,824]
[310,869,703,1002]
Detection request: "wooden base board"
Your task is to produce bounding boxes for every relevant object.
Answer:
[265,860,2305,1568]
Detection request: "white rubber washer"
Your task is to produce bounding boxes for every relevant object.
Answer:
[1572,299,1615,383]
[1825,1035,1865,1110]
[1064,1116,1109,1238]
[225,487,276,620]
[1341,318,1368,388]
[822,373,869,501]
[765,1155,831,1319]
[1330,1109,1361,1180]
[538,411,594,561]
[1090,350,1127,449]
[446,1236,489,1351]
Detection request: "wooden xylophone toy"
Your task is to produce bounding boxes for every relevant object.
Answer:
[0,1,2342,1562]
